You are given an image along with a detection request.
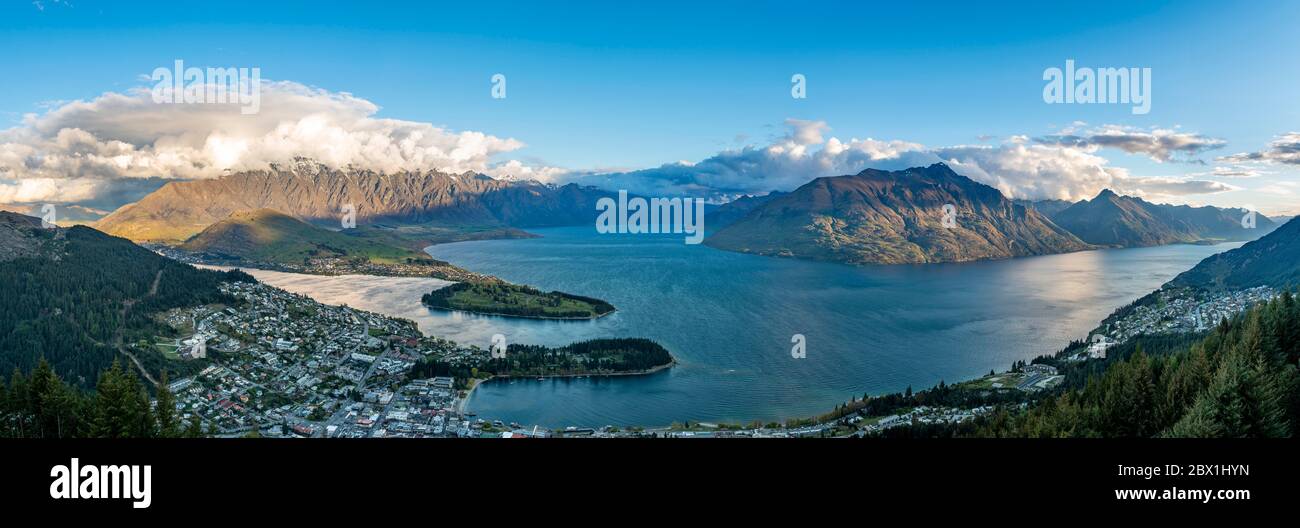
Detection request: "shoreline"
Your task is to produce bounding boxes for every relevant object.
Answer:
[455,358,677,414]
[192,259,615,321]
[422,303,615,321]
[194,238,1228,433]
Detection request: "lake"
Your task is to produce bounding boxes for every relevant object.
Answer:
[223,227,1241,428]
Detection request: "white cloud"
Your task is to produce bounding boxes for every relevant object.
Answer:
[1255,182,1298,195]
[1218,132,1300,165]
[570,119,931,199]
[1114,176,1240,197]
[577,120,1234,204]
[1033,125,1226,163]
[0,86,1245,213]
[931,143,1121,201]
[0,177,99,204]
[484,159,567,183]
[1196,166,1270,179]
[0,80,542,205]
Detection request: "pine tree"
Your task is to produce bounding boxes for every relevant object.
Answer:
[1100,347,1157,436]
[1165,344,1291,438]
[0,373,7,437]
[91,359,138,438]
[184,413,204,438]
[9,367,29,438]
[155,371,179,438]
[28,359,54,435]
[134,385,157,438]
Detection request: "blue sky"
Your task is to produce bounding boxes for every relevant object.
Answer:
[2,0,1298,214]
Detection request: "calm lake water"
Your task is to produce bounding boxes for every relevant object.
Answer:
[224,228,1241,428]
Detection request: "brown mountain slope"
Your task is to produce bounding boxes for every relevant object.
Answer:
[1050,189,1276,248]
[704,163,1091,265]
[95,158,614,243]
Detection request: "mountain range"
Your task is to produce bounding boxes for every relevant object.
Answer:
[703,163,1090,264]
[1049,189,1275,248]
[1166,216,1300,291]
[95,158,615,243]
[704,191,787,229]
[88,159,1281,268]
[1013,198,1074,217]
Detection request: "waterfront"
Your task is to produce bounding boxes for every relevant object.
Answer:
[221,228,1242,427]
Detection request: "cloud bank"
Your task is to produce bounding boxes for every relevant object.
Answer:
[1033,125,1226,163]
[0,79,1247,213]
[0,81,549,207]
[1218,132,1300,166]
[577,119,1236,204]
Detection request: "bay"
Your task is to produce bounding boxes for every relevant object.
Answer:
[218,227,1241,428]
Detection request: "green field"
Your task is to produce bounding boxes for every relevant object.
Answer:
[157,346,180,360]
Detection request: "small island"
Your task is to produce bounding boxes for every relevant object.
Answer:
[422,282,615,320]
[414,337,674,381]
[158,208,617,320]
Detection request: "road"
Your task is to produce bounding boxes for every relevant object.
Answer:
[113,269,164,387]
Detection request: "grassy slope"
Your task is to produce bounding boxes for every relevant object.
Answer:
[180,209,426,264]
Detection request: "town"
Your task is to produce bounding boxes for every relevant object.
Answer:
[153,278,1005,438]
[149,277,1279,439]
[161,281,492,438]
[1086,286,1277,356]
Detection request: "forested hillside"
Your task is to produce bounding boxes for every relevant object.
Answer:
[876,292,1299,438]
[0,212,253,386]
[1,358,205,438]
[1167,217,1300,291]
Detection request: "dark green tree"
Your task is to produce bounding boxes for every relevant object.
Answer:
[155,371,180,438]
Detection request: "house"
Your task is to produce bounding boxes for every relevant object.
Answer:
[1024,364,1058,376]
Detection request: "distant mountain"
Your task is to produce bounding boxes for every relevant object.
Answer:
[0,211,251,385]
[1166,217,1300,291]
[95,158,615,243]
[1,204,110,225]
[1014,198,1076,217]
[0,210,58,261]
[704,163,1090,265]
[179,208,428,264]
[1050,189,1275,248]
[704,191,787,229]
